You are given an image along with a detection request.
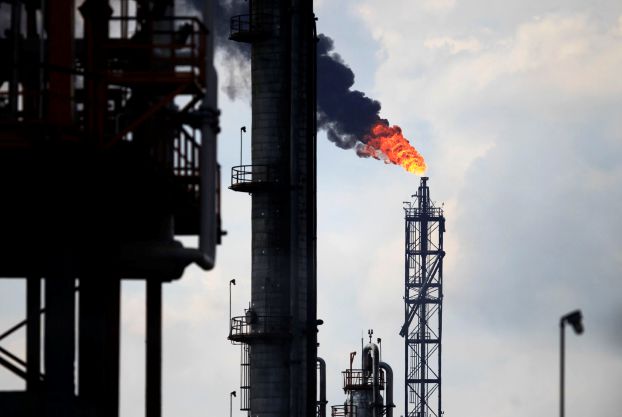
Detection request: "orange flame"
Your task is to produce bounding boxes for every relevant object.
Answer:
[360,122,426,175]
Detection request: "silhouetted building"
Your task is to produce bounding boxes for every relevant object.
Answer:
[0,0,221,416]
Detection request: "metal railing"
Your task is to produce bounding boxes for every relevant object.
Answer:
[106,16,207,81]
[229,314,291,341]
[404,206,443,218]
[331,405,357,417]
[171,127,201,200]
[342,369,385,390]
[230,164,274,188]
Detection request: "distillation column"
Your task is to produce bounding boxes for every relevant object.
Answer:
[400,177,445,417]
[228,0,317,416]
[250,0,316,414]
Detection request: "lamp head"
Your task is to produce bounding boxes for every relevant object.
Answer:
[230,279,236,285]
[241,126,246,133]
[562,310,584,334]
[231,390,237,397]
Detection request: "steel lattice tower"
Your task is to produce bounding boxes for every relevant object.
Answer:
[400,177,445,417]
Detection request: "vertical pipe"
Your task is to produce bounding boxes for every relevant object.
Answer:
[363,343,379,417]
[317,357,326,417]
[47,0,74,126]
[379,362,394,417]
[146,279,162,417]
[44,275,76,417]
[9,0,22,115]
[78,276,121,417]
[559,319,565,417]
[79,0,111,144]
[26,276,41,393]
[198,0,218,268]
[419,183,429,417]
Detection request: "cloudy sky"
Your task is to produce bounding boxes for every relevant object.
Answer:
[1,0,622,416]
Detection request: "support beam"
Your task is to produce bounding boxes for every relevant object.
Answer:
[78,276,121,417]
[44,275,76,417]
[27,276,41,392]
[46,0,74,126]
[146,279,162,417]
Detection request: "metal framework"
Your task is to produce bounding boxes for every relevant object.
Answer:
[400,177,445,417]
[0,1,220,416]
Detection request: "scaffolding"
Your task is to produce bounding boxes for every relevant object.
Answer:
[400,177,445,417]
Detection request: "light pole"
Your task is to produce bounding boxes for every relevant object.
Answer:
[240,126,246,166]
[560,309,583,417]
[229,279,236,335]
[230,390,237,417]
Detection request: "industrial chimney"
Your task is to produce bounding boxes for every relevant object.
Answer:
[228,0,318,416]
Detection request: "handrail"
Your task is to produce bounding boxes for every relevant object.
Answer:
[342,368,385,390]
[105,16,207,81]
[404,206,443,217]
[230,164,273,187]
[331,404,357,417]
[108,16,207,37]
[229,314,291,339]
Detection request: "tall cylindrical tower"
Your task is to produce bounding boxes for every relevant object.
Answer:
[400,177,445,417]
[229,0,317,416]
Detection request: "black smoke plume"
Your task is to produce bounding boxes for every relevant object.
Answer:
[316,34,383,150]
[185,4,383,142]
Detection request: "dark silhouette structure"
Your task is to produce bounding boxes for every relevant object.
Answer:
[227,0,319,416]
[330,338,395,417]
[400,177,445,417]
[0,1,221,416]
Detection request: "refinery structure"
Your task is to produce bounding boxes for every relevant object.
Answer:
[227,0,318,415]
[0,0,221,415]
[402,178,445,417]
[0,1,444,417]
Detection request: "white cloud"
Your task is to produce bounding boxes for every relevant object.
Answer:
[421,0,457,14]
[352,3,622,417]
[424,36,482,54]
